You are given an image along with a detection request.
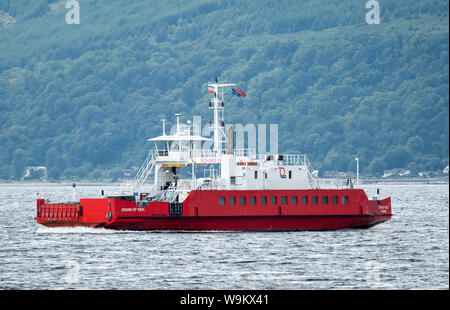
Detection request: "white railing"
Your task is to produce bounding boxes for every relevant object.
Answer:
[132,149,158,190]
[151,147,310,166]
[189,148,256,158]
[234,148,256,157]
[248,153,308,166]
[191,149,219,158]
[157,178,226,192]
[313,178,354,189]
[158,180,178,202]
[280,154,306,166]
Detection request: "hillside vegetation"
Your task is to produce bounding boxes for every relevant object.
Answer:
[0,0,448,180]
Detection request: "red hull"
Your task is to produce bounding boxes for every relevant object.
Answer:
[103,215,390,231]
[36,189,392,231]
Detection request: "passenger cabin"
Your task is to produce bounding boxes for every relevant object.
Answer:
[129,81,344,203]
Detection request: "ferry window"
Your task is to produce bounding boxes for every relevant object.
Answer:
[260,196,267,205]
[271,196,277,205]
[229,197,235,206]
[301,196,308,205]
[281,196,288,205]
[342,196,349,204]
[291,196,298,205]
[289,171,292,179]
[254,171,258,179]
[219,197,225,206]
[332,196,339,204]
[264,172,268,179]
[322,196,328,204]
[240,197,246,206]
[230,176,236,185]
[250,197,257,205]
[312,196,318,205]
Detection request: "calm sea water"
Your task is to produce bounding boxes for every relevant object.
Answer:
[0,182,448,290]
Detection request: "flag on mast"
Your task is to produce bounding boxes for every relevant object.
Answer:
[208,86,215,94]
[232,88,246,97]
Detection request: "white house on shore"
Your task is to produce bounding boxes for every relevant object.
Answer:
[23,166,47,180]
[383,168,411,178]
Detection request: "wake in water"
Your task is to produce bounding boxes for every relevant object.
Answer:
[35,226,125,234]
[36,227,236,234]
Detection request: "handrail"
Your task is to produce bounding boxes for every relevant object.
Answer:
[132,149,158,190]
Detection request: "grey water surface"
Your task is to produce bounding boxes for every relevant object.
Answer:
[0,182,448,289]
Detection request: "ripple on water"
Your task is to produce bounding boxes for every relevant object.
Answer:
[0,183,448,290]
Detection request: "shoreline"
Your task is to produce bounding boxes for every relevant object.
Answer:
[0,177,448,187]
[358,178,449,185]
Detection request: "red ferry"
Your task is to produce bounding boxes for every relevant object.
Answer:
[36,81,392,231]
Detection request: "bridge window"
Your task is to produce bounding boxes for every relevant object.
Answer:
[271,196,277,205]
[260,196,267,205]
[250,196,257,205]
[312,196,318,205]
[332,196,339,204]
[342,196,349,204]
[291,196,298,205]
[229,197,235,206]
[219,197,225,206]
[301,196,308,205]
[240,197,246,206]
[322,196,328,204]
[281,196,288,205]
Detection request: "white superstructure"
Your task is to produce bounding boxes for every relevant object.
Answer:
[128,81,330,202]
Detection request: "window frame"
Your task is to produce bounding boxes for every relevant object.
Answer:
[260,196,267,205]
[332,196,339,205]
[342,196,349,204]
[218,197,225,206]
[301,196,308,205]
[271,196,278,205]
[229,197,235,206]
[239,197,246,206]
[291,196,298,205]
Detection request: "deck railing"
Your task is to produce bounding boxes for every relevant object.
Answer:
[151,147,313,166]
[157,178,226,192]
[313,178,355,189]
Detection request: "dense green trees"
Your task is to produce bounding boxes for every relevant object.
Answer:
[0,0,448,181]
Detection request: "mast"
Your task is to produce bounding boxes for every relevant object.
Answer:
[208,79,235,154]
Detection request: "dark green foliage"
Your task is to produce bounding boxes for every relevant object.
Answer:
[0,0,448,180]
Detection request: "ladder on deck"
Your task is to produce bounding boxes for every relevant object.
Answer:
[132,150,157,191]
[158,180,178,202]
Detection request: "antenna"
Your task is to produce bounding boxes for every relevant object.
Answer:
[175,113,181,134]
[161,119,167,136]
[186,120,192,135]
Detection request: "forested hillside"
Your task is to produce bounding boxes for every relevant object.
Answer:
[0,0,448,180]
